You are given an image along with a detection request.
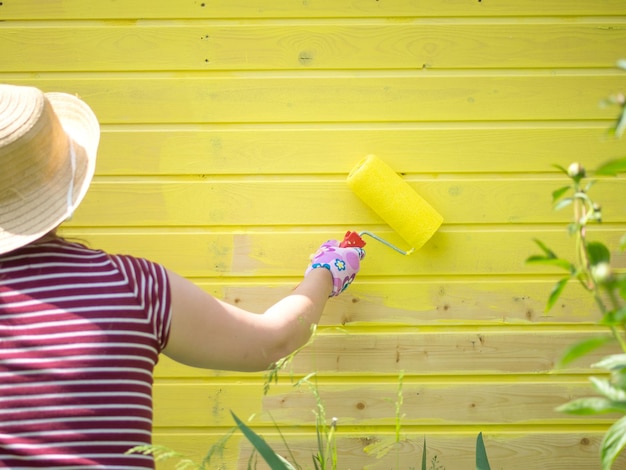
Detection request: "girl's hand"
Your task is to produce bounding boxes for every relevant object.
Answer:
[305,240,365,297]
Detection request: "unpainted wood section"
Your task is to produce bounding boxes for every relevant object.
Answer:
[2,23,625,71]
[2,75,623,123]
[57,228,626,277]
[150,431,626,470]
[152,380,610,427]
[154,329,619,377]
[287,330,618,375]
[72,177,626,226]
[191,278,603,325]
[2,0,625,19]
[96,125,626,176]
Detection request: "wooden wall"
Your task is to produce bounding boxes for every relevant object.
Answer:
[2,1,626,468]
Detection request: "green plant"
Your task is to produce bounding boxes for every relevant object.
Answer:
[526,60,626,469]
[234,367,493,469]
[418,433,491,470]
[527,156,626,470]
[126,427,237,470]
[232,411,297,470]
[126,444,197,469]
[293,373,338,470]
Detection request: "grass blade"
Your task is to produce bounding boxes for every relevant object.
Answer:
[476,433,492,470]
[231,411,294,470]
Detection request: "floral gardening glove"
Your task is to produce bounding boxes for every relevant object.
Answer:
[305,240,365,297]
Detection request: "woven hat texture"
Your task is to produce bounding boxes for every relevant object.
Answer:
[0,84,99,254]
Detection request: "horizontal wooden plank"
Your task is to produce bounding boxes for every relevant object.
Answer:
[96,124,626,176]
[154,329,620,376]
[191,278,603,326]
[2,74,623,123]
[71,177,626,226]
[151,431,626,470]
[58,228,626,277]
[3,0,625,19]
[2,22,624,72]
[152,380,608,427]
[288,330,619,375]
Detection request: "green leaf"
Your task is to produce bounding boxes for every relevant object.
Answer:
[591,376,626,402]
[525,255,574,272]
[613,370,626,392]
[612,304,626,325]
[601,309,620,327]
[231,411,295,470]
[546,278,569,312]
[556,397,626,415]
[558,335,613,367]
[602,415,626,470]
[615,111,626,138]
[532,238,558,258]
[421,437,427,470]
[618,275,626,301]
[553,196,573,211]
[476,433,492,470]
[594,354,626,372]
[551,185,571,202]
[553,164,569,175]
[587,241,611,266]
[584,179,597,192]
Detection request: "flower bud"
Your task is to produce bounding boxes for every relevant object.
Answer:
[591,262,612,284]
[567,162,586,179]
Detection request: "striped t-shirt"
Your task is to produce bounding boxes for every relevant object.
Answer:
[0,238,172,469]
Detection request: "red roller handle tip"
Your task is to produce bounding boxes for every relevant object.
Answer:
[340,231,366,248]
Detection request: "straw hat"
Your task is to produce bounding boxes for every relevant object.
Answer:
[0,84,99,255]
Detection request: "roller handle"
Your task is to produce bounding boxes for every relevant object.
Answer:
[340,231,367,248]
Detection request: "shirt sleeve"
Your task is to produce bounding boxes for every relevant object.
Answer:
[109,253,173,352]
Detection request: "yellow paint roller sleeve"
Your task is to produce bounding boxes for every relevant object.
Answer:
[347,155,443,253]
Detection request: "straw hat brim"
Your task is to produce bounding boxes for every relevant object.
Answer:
[0,90,99,255]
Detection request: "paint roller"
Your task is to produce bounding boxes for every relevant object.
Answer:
[340,154,443,255]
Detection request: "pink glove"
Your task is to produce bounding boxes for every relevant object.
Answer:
[305,240,365,297]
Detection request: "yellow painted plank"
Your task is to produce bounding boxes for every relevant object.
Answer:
[2,22,625,71]
[3,0,625,19]
[58,228,626,278]
[192,278,603,326]
[153,329,619,377]
[152,380,607,427]
[96,124,626,176]
[70,177,626,226]
[2,74,622,123]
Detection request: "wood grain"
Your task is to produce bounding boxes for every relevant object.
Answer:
[152,379,614,427]
[2,23,625,71]
[149,431,626,470]
[3,74,624,123]
[3,0,625,19]
[153,328,619,377]
[95,124,626,176]
[59,228,626,278]
[70,177,626,226]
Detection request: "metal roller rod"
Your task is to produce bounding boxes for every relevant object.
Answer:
[358,231,414,256]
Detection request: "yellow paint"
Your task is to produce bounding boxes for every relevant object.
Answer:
[4,0,626,19]
[3,1,626,468]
